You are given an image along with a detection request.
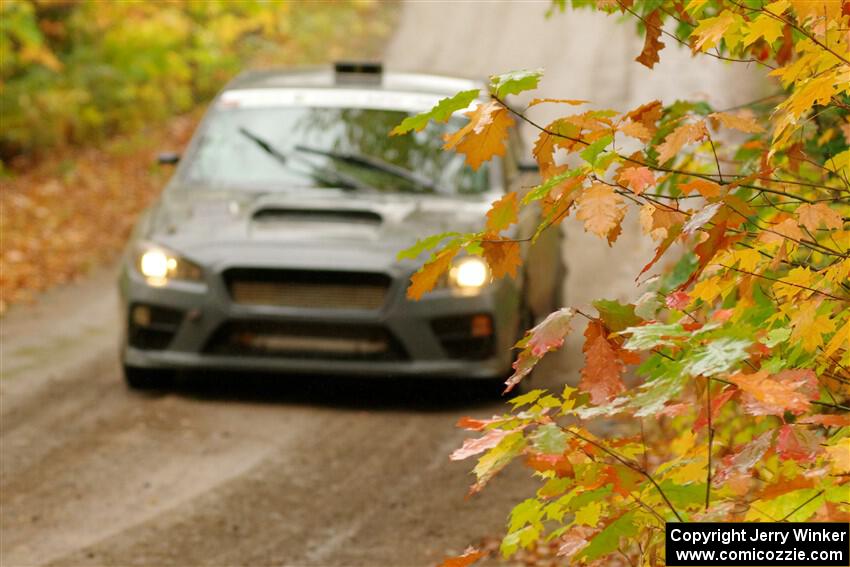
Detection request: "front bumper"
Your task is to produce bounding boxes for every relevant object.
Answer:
[119,261,521,380]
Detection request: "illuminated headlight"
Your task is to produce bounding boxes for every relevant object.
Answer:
[449,257,490,290]
[136,244,202,285]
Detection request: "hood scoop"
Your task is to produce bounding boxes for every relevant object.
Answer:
[252,207,383,226]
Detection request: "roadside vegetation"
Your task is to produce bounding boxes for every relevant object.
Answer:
[391,2,850,565]
[1,0,396,312]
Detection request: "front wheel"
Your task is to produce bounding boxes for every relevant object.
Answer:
[123,365,175,390]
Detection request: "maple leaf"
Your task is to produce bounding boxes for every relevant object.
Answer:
[635,10,665,68]
[406,245,459,300]
[485,192,519,234]
[678,178,722,198]
[694,387,735,430]
[618,165,654,194]
[691,10,740,51]
[437,547,485,567]
[489,68,544,99]
[825,438,850,474]
[443,100,515,170]
[451,427,516,461]
[665,291,690,310]
[743,14,784,46]
[579,320,627,404]
[656,121,708,164]
[575,183,625,243]
[796,203,844,232]
[619,120,653,141]
[729,369,813,416]
[481,239,522,279]
[709,111,765,134]
[776,424,820,463]
[390,89,480,136]
[625,100,663,132]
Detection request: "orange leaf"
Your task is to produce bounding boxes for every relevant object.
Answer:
[406,245,459,300]
[437,548,486,567]
[575,183,625,243]
[619,165,655,194]
[638,224,682,278]
[625,100,663,131]
[620,120,653,141]
[528,97,588,107]
[797,203,844,232]
[656,121,708,164]
[481,239,522,279]
[485,192,519,234]
[443,100,515,170]
[579,320,627,404]
[709,110,765,133]
[678,178,722,198]
[729,369,814,416]
[635,10,665,68]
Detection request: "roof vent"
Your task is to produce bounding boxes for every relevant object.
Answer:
[334,61,382,85]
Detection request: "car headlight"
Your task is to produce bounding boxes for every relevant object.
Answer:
[136,244,203,286]
[448,256,490,290]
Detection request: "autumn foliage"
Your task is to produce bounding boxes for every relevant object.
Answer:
[394,1,850,565]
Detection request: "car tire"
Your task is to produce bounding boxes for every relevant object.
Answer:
[123,365,175,390]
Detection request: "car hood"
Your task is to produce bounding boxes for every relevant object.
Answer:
[141,187,493,268]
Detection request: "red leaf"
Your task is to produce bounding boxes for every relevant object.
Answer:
[665,291,690,310]
[694,387,736,431]
[579,320,627,404]
[776,424,820,462]
[456,416,501,431]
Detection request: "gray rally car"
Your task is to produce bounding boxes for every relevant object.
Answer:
[119,63,564,389]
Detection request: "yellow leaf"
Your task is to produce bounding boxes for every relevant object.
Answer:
[773,267,813,301]
[574,501,603,527]
[823,317,849,358]
[824,259,850,285]
[691,10,740,52]
[743,14,784,46]
[692,276,723,304]
[790,302,836,352]
[575,183,625,243]
[443,101,515,170]
[784,72,838,119]
[825,439,850,474]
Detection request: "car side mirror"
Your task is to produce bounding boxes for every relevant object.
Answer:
[157,152,180,165]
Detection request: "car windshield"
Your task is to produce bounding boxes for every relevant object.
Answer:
[182,105,490,195]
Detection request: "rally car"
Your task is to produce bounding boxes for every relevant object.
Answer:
[119,62,563,388]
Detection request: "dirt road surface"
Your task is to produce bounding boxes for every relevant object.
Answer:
[1,3,762,566]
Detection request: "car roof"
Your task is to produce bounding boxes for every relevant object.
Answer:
[223,66,484,97]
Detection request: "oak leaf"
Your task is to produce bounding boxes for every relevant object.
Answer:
[575,183,625,243]
[656,121,708,164]
[485,192,519,234]
[390,89,479,135]
[618,165,655,194]
[678,178,722,198]
[443,100,515,170]
[709,110,765,133]
[489,68,544,99]
[635,10,665,68]
[406,245,459,300]
[481,239,522,279]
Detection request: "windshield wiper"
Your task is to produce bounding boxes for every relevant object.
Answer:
[294,145,436,193]
[237,127,374,192]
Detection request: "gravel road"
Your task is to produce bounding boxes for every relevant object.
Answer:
[1,3,762,566]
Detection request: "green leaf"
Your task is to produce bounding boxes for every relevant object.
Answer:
[593,299,642,332]
[489,68,544,99]
[577,510,639,561]
[522,167,584,204]
[389,89,480,136]
[508,498,544,532]
[682,338,752,376]
[579,134,613,167]
[573,500,603,526]
[532,423,568,455]
[762,327,791,348]
[396,232,462,260]
[658,480,707,509]
[631,364,687,417]
[621,322,689,350]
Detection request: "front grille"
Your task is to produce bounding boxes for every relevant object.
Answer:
[224,269,391,310]
[203,320,408,361]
